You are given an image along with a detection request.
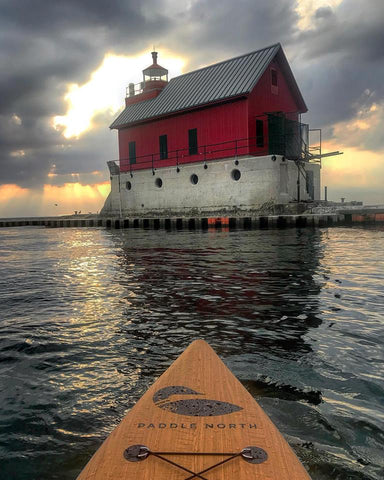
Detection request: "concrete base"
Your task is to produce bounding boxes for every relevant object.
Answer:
[101,155,321,217]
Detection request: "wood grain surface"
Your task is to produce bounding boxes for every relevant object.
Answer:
[77,339,311,479]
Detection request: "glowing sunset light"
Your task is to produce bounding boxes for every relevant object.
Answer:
[11,113,22,125]
[0,182,109,218]
[321,141,384,203]
[322,144,382,186]
[53,50,185,139]
[41,182,110,215]
[351,121,370,131]
[0,184,29,203]
[10,150,25,157]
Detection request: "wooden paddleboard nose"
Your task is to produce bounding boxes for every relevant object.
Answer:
[77,339,312,479]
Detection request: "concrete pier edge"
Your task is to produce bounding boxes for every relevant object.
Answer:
[1,210,383,230]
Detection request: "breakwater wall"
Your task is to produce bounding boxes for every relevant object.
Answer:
[0,212,377,230]
[1,209,384,230]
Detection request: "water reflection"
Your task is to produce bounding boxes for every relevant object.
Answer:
[113,229,323,361]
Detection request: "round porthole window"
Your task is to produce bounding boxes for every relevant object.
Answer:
[155,178,163,188]
[190,174,199,185]
[231,169,241,181]
[126,181,132,190]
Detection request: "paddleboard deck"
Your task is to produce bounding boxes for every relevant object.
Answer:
[77,340,311,479]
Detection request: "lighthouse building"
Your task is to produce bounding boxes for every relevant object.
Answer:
[102,44,320,217]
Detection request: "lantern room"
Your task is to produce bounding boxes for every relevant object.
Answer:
[143,52,168,82]
[125,51,169,106]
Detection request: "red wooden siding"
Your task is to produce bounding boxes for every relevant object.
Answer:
[118,99,248,172]
[247,61,300,155]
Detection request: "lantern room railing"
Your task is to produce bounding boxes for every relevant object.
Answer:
[126,82,144,97]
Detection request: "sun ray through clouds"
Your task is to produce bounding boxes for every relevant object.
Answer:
[53,50,185,139]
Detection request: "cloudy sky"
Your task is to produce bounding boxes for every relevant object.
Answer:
[1,0,383,216]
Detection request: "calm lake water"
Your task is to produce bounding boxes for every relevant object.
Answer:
[0,225,383,480]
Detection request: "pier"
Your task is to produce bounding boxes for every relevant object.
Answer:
[1,209,384,230]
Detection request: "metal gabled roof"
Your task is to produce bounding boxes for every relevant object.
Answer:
[110,43,282,129]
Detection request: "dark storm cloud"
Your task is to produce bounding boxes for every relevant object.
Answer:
[0,0,169,188]
[0,115,117,185]
[166,0,300,70]
[314,7,333,20]
[0,0,152,38]
[51,120,118,179]
[299,0,384,62]
[293,0,384,150]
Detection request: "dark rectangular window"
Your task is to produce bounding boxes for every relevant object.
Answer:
[256,119,264,147]
[188,128,198,155]
[128,141,136,164]
[271,69,278,86]
[159,134,168,160]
